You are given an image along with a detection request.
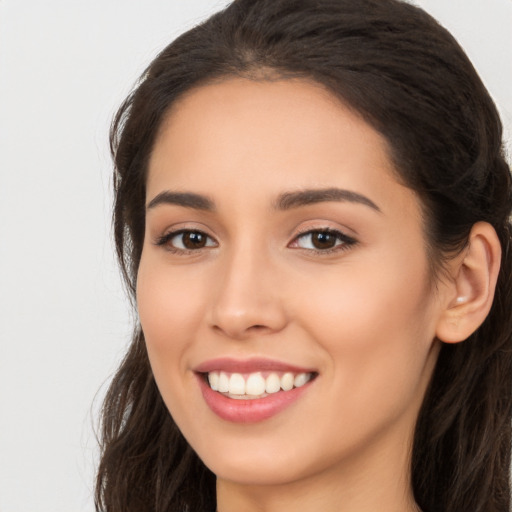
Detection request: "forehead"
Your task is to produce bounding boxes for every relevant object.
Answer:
[147,77,418,218]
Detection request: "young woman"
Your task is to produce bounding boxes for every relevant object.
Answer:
[95,1,512,511]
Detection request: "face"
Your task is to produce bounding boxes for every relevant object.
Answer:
[137,78,444,487]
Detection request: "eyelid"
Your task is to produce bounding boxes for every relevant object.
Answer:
[152,224,357,255]
[288,227,358,253]
[153,227,218,253]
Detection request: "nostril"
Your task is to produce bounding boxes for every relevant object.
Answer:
[212,322,272,340]
[247,325,272,334]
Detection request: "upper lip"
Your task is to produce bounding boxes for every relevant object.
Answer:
[194,357,316,374]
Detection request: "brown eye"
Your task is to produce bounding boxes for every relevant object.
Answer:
[181,231,208,249]
[156,230,217,251]
[292,229,356,252]
[310,231,337,249]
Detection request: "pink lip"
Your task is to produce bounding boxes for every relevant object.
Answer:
[194,357,315,374]
[197,376,314,423]
[194,358,317,424]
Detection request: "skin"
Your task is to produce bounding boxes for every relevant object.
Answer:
[137,78,453,512]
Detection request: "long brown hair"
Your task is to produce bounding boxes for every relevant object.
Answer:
[96,1,512,511]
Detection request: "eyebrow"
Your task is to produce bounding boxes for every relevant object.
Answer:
[146,191,215,211]
[146,187,381,213]
[274,188,381,212]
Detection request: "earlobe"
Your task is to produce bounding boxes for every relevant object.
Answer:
[436,222,501,344]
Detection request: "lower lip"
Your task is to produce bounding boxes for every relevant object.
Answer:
[197,374,314,423]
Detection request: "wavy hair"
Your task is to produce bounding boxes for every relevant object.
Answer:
[95,1,512,511]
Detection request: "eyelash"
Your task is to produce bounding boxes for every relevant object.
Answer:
[154,228,357,255]
[154,229,217,254]
[290,228,357,254]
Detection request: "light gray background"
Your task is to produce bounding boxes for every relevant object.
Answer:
[0,1,510,511]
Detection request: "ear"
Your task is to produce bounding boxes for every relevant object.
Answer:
[436,222,501,344]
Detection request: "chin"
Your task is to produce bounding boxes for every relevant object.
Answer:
[206,455,310,487]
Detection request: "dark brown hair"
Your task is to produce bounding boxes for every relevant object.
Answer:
[95,1,512,511]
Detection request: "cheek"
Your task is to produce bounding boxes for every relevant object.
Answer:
[296,251,435,413]
[304,273,428,349]
[136,255,207,378]
[135,255,208,425]
[137,254,202,337]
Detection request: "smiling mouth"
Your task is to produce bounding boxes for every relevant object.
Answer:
[201,370,317,400]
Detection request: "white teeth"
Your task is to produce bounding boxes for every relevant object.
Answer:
[265,373,281,394]
[206,370,313,396]
[281,372,294,391]
[229,373,245,395]
[208,372,219,391]
[246,373,266,395]
[218,372,229,393]
[294,373,309,387]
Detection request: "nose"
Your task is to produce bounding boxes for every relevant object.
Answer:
[208,245,288,340]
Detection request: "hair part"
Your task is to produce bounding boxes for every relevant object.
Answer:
[96,1,512,511]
